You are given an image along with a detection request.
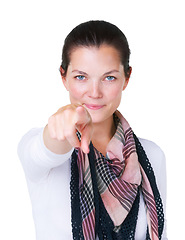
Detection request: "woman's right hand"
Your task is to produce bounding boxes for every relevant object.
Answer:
[43,104,93,154]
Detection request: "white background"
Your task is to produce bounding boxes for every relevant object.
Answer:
[0,0,184,239]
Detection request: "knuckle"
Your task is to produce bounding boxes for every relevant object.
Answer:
[55,114,63,123]
[48,115,55,124]
[63,108,75,120]
[55,130,65,141]
[57,135,65,141]
[57,109,74,123]
[49,131,56,139]
[64,129,74,139]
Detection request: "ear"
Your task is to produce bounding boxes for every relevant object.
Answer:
[123,67,132,91]
[60,66,69,91]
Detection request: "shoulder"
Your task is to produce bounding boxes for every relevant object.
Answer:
[138,137,166,176]
[138,138,165,158]
[18,127,43,153]
[19,127,43,141]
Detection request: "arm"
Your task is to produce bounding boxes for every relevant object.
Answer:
[18,104,93,183]
[139,138,168,239]
[17,127,74,183]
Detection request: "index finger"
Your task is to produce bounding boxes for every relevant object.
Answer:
[80,123,93,153]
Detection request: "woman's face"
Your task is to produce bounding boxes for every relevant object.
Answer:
[62,44,130,124]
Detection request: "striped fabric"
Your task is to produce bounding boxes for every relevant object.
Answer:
[76,111,160,240]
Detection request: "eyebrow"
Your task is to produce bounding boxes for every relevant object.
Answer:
[72,70,88,75]
[71,70,120,76]
[102,70,120,76]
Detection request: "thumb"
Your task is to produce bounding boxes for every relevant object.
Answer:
[75,105,91,126]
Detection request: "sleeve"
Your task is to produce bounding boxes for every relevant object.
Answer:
[154,147,168,240]
[17,127,74,183]
[139,138,168,240]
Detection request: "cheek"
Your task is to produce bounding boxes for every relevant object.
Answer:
[68,83,85,100]
[107,85,123,102]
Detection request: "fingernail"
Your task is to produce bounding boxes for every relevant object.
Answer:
[83,147,89,154]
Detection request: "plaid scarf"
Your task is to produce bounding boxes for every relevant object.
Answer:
[70,111,164,240]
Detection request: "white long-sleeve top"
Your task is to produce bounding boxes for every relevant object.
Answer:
[18,128,168,240]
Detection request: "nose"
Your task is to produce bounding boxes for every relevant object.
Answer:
[88,80,103,99]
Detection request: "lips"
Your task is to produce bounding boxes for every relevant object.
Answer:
[84,104,105,110]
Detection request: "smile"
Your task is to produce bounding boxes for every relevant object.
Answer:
[84,104,105,110]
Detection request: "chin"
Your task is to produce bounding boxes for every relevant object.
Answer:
[90,112,114,124]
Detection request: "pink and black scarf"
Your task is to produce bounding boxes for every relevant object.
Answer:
[70,111,164,240]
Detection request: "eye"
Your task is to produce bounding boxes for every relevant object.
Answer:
[105,76,116,81]
[75,75,86,80]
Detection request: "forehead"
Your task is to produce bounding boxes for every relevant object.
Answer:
[68,44,122,70]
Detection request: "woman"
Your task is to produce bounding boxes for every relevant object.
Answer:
[18,20,167,240]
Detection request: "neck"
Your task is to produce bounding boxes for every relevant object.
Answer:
[91,115,116,155]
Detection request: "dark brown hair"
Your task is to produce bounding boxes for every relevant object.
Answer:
[61,20,131,77]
